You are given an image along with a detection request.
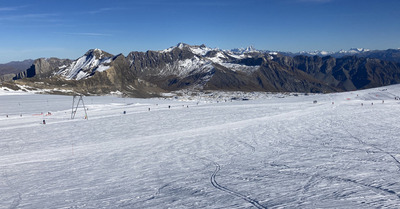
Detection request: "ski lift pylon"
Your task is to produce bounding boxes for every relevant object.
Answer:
[71,95,88,120]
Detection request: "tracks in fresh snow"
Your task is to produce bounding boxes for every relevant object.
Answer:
[329,102,400,171]
[179,150,267,209]
[347,131,400,170]
[210,161,267,209]
[237,140,255,153]
[275,167,400,201]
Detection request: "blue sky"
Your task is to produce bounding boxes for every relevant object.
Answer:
[0,0,399,63]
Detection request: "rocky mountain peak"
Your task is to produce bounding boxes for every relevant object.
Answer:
[177,42,190,49]
[84,48,114,60]
[54,49,114,80]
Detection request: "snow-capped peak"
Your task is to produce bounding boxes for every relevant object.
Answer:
[297,50,334,56]
[338,48,370,54]
[177,42,189,49]
[230,46,259,54]
[160,43,215,56]
[189,44,215,56]
[160,43,190,53]
[349,48,370,53]
[84,48,113,60]
[85,48,102,54]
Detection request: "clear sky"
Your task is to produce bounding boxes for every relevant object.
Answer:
[0,0,399,63]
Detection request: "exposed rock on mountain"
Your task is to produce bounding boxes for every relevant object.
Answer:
[0,59,34,82]
[3,43,400,97]
[360,49,400,63]
[281,55,400,91]
[56,49,113,80]
[13,58,72,80]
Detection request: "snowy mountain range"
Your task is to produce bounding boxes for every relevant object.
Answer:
[2,43,400,97]
[284,48,371,57]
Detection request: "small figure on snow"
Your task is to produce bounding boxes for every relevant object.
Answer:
[43,120,46,124]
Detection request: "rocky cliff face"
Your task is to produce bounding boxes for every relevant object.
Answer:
[13,58,72,80]
[4,44,400,97]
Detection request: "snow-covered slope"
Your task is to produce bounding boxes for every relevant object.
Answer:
[161,57,214,78]
[1,85,400,208]
[155,43,265,78]
[56,49,113,80]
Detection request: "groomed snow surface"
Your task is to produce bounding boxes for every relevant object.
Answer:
[1,86,400,208]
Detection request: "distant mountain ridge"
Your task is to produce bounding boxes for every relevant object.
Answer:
[0,59,34,82]
[2,43,400,97]
[282,48,371,57]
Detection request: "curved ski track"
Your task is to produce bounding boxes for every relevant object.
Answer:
[178,150,267,209]
[210,162,267,209]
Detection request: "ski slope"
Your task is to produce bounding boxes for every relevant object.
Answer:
[1,86,400,208]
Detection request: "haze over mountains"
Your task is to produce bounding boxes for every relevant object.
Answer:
[1,43,400,97]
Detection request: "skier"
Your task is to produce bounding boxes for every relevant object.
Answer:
[43,120,46,124]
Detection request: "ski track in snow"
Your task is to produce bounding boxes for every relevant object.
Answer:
[177,149,266,209]
[210,162,266,209]
[1,86,400,208]
[342,125,400,170]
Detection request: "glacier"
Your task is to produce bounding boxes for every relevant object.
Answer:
[1,85,400,208]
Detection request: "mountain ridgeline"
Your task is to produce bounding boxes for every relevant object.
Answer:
[3,44,400,97]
